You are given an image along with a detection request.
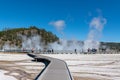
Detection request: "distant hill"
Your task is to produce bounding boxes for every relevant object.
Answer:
[0,26,59,49]
[100,42,120,50]
[0,26,120,50]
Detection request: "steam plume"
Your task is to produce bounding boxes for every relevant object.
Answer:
[20,34,43,50]
[84,15,107,51]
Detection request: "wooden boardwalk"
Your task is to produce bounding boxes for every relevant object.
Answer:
[27,53,73,80]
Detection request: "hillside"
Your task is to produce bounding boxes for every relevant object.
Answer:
[0,26,59,49]
[100,42,120,50]
[0,26,120,50]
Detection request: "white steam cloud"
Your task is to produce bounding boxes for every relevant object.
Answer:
[90,17,107,31]
[49,39,83,52]
[2,43,18,50]
[84,16,107,51]
[20,34,43,50]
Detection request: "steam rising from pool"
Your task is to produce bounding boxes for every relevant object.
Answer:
[84,16,107,51]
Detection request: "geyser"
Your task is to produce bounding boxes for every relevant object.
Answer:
[84,16,107,51]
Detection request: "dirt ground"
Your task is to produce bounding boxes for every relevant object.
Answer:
[0,53,45,80]
[73,76,101,80]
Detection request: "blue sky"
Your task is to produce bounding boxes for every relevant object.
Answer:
[0,0,120,42]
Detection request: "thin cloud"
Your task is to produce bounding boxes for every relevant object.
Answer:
[49,20,66,31]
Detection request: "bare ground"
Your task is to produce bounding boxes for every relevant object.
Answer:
[0,53,120,80]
